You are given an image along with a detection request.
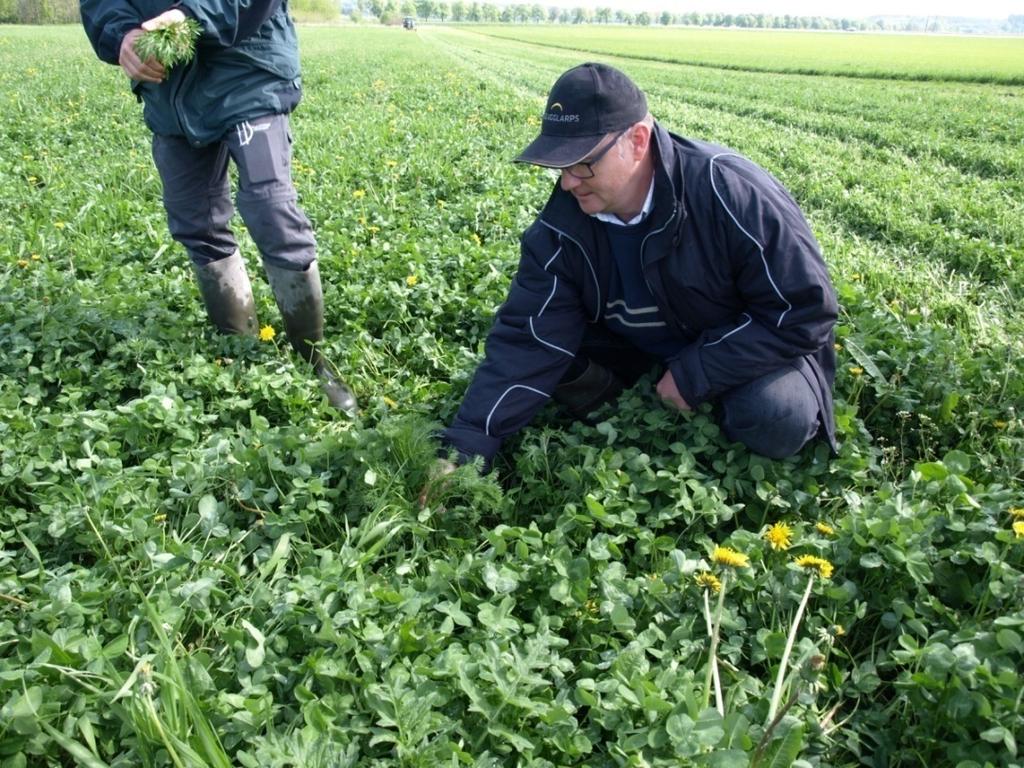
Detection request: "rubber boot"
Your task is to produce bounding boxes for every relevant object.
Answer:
[553,359,626,420]
[264,261,358,415]
[192,250,258,336]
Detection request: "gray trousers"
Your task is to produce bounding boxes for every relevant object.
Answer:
[562,325,822,459]
[151,114,315,271]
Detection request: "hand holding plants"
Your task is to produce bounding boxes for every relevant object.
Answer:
[417,458,456,509]
[119,27,165,83]
[656,369,692,411]
[122,9,201,82]
[141,8,187,31]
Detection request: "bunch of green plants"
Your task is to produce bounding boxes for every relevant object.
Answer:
[133,17,202,68]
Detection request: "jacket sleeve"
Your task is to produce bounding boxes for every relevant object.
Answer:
[442,228,589,467]
[179,0,283,47]
[668,154,837,406]
[80,0,142,64]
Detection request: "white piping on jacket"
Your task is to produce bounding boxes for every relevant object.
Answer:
[703,313,753,347]
[538,276,558,317]
[529,317,573,355]
[605,313,668,329]
[605,299,660,315]
[485,384,549,437]
[709,153,792,328]
[539,221,601,323]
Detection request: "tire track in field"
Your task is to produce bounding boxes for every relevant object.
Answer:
[659,97,1024,295]
[473,29,1024,87]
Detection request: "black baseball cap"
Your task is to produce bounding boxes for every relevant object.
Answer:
[515,62,648,168]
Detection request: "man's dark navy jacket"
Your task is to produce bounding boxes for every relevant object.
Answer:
[443,123,838,466]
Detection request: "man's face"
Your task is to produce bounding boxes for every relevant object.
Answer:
[558,129,633,215]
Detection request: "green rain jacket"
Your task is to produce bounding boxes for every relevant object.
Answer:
[81,0,302,146]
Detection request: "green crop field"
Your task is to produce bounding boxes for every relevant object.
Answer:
[475,24,1024,83]
[1,23,1023,767]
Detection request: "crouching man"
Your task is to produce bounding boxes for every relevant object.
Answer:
[440,62,837,472]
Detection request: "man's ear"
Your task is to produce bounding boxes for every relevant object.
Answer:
[629,122,653,160]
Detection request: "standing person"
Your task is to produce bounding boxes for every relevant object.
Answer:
[439,62,837,471]
[79,0,357,414]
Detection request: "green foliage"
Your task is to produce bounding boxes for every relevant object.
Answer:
[133,18,202,69]
[1,23,1022,768]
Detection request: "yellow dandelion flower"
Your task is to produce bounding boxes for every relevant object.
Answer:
[816,522,835,536]
[832,624,845,637]
[833,343,843,351]
[712,546,749,569]
[694,571,722,593]
[1009,507,1024,520]
[382,396,397,407]
[764,522,793,551]
[385,160,398,168]
[17,259,30,268]
[54,221,65,229]
[794,554,835,580]
[406,274,418,286]
[471,233,482,246]
[436,200,446,208]
[367,225,380,234]
[849,366,864,376]
[352,189,365,199]
[31,254,40,261]
[1013,520,1024,540]
[258,325,276,341]
[993,420,1008,429]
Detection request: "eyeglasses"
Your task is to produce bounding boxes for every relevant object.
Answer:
[562,129,628,179]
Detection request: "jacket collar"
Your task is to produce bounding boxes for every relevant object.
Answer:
[537,121,684,250]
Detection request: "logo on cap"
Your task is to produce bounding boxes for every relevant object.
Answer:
[543,101,579,123]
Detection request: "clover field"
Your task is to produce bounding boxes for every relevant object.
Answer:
[1,23,1023,768]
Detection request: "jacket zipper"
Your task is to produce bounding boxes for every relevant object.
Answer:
[640,204,690,334]
[170,60,197,142]
[538,219,602,323]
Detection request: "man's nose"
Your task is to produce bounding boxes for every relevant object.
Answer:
[560,171,580,192]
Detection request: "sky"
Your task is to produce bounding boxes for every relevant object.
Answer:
[588,0,1020,17]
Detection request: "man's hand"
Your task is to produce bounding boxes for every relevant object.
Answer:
[119,28,165,82]
[142,8,187,30]
[417,459,456,509]
[656,370,692,411]
[119,11,188,82]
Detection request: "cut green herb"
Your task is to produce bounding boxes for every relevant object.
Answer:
[133,18,202,68]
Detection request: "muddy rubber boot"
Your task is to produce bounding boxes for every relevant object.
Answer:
[264,261,358,416]
[192,250,259,336]
[553,359,626,420]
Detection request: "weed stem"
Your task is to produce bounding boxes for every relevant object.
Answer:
[768,574,814,722]
[702,572,727,715]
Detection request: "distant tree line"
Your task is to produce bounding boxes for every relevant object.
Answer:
[1,0,1018,34]
[0,0,79,23]
[347,0,1024,33]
